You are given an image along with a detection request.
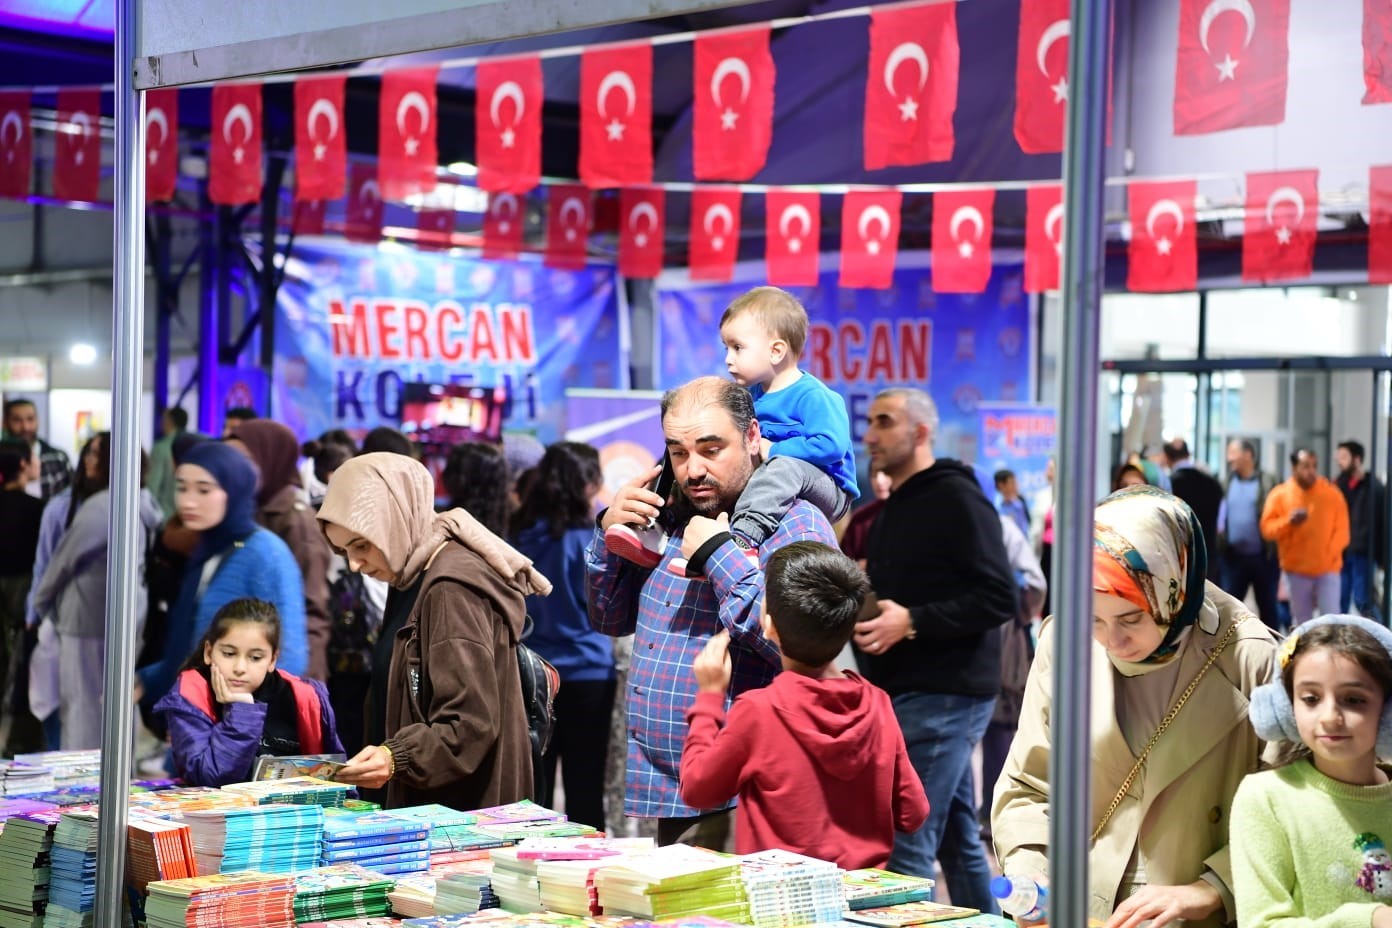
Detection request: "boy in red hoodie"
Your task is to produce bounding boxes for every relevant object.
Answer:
[679,541,928,868]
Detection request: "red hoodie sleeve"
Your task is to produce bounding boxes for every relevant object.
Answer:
[680,690,754,810]
[891,714,930,833]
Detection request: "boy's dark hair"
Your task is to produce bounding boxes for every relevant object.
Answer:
[0,438,33,485]
[1274,622,1392,768]
[720,286,809,359]
[165,407,190,431]
[993,469,1015,488]
[765,541,871,666]
[180,598,282,672]
[1339,440,1366,463]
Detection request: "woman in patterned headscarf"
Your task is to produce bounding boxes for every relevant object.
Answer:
[992,485,1280,928]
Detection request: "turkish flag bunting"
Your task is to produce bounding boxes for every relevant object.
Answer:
[290,199,326,237]
[864,3,959,170]
[619,187,665,279]
[145,88,178,203]
[294,75,347,202]
[1369,166,1392,284]
[1025,184,1063,293]
[693,26,775,181]
[417,207,455,250]
[476,56,543,194]
[546,184,591,270]
[1015,0,1070,154]
[580,43,653,188]
[1366,0,1392,104]
[54,88,100,202]
[931,188,994,293]
[689,187,742,282]
[484,192,526,259]
[1127,180,1198,293]
[839,189,901,290]
[0,92,30,199]
[209,83,263,206]
[379,67,439,202]
[345,162,384,244]
[1242,169,1318,283]
[1174,0,1289,135]
[765,189,821,287]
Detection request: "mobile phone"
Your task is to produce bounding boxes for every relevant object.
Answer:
[651,449,675,501]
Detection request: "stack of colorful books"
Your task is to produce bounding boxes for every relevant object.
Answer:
[422,860,498,917]
[593,846,748,923]
[292,865,396,922]
[126,817,197,894]
[43,811,101,928]
[182,804,324,874]
[220,777,351,808]
[322,811,432,876]
[841,900,982,927]
[13,754,101,795]
[384,872,440,919]
[143,872,295,928]
[128,787,254,817]
[526,838,655,917]
[0,765,53,799]
[0,808,66,928]
[841,869,935,911]
[386,807,510,869]
[737,849,843,928]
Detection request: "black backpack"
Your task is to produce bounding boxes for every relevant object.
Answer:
[517,616,561,758]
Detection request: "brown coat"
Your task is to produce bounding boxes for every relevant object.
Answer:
[258,485,332,680]
[382,541,533,810]
[991,585,1278,926]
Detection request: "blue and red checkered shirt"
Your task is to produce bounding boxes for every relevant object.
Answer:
[586,499,837,819]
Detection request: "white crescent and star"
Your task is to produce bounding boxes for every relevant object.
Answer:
[1145,198,1186,256]
[491,193,520,233]
[146,108,168,164]
[949,205,986,258]
[222,102,254,163]
[396,91,431,155]
[711,57,751,130]
[1,111,23,148]
[359,179,381,205]
[65,111,92,165]
[884,42,930,121]
[1199,0,1257,80]
[1044,202,1065,255]
[306,98,339,161]
[704,202,735,251]
[490,81,526,151]
[597,70,637,141]
[1036,19,1071,103]
[560,196,588,242]
[628,201,659,248]
[858,204,893,255]
[1265,185,1306,246]
[779,203,813,253]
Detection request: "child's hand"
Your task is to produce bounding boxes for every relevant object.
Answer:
[210,665,254,705]
[693,630,733,694]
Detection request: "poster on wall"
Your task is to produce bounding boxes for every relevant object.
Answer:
[977,402,1057,506]
[564,388,665,509]
[273,239,625,444]
[655,257,1033,465]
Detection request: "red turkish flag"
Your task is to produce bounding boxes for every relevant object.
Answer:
[580,43,653,188]
[417,207,455,251]
[1127,180,1197,293]
[1015,0,1070,154]
[1243,169,1318,283]
[619,187,665,279]
[483,192,526,259]
[54,89,100,202]
[693,27,775,181]
[1368,166,1392,284]
[546,185,591,270]
[1174,0,1289,135]
[0,92,31,199]
[864,3,958,170]
[295,75,346,202]
[476,56,542,194]
[379,67,439,202]
[839,189,901,290]
[209,84,263,206]
[345,163,384,244]
[145,88,178,203]
[1366,0,1392,104]
[932,188,994,293]
[291,199,325,236]
[765,189,821,287]
[689,187,742,282]
[1025,184,1064,293]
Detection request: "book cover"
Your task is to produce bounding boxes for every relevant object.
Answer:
[842,901,981,927]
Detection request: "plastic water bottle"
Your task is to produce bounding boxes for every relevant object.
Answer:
[991,874,1047,921]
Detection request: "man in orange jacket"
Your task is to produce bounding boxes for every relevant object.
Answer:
[1260,447,1350,626]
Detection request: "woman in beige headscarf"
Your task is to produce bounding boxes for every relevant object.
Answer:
[319,452,551,810]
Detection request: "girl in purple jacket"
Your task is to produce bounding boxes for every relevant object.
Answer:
[154,598,343,787]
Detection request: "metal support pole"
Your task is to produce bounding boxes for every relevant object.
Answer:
[1049,0,1112,922]
[154,213,173,440]
[1195,291,1210,467]
[259,156,285,396]
[96,0,145,922]
[197,188,220,435]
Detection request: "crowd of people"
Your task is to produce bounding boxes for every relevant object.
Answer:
[0,284,1389,928]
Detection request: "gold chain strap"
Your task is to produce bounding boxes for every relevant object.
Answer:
[1090,618,1244,842]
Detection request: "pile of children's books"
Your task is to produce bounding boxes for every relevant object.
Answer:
[125,817,197,894]
[840,870,935,911]
[592,846,749,924]
[0,808,65,928]
[12,754,101,794]
[737,850,844,928]
[0,766,52,800]
[321,810,432,876]
[841,900,986,927]
[430,862,499,917]
[44,811,102,928]
[182,803,325,875]
[143,871,295,928]
[387,807,508,869]
[292,865,397,922]
[384,871,442,919]
[221,776,351,808]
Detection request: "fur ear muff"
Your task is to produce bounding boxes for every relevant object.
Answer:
[1250,680,1301,745]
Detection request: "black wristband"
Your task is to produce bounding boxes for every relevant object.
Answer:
[686,531,733,577]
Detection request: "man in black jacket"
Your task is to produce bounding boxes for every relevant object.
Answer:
[854,388,1017,913]
[1164,438,1223,581]
[1336,440,1385,621]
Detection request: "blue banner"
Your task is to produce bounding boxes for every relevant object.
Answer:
[273,240,624,444]
[655,259,1033,463]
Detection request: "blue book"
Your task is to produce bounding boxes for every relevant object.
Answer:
[321,838,432,863]
[322,811,430,843]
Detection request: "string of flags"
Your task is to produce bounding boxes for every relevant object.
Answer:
[0,0,1387,292]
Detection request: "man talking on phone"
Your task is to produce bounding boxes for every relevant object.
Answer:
[587,376,837,848]
[1260,446,1349,626]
